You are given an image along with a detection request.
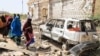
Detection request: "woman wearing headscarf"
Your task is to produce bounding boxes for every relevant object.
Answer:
[23,18,34,49]
[10,14,22,46]
[8,14,15,38]
[0,15,8,42]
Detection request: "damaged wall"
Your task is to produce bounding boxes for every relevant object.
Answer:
[51,0,94,19]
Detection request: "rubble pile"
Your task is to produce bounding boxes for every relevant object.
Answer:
[0,38,35,56]
[37,49,72,56]
[0,50,35,56]
[0,35,73,56]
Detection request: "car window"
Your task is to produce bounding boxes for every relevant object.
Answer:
[46,19,56,26]
[80,20,95,32]
[55,19,65,28]
[67,21,80,31]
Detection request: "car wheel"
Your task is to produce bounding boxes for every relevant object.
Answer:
[66,40,69,50]
[61,39,69,50]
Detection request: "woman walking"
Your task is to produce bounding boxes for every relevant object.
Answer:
[23,18,34,50]
[10,14,22,46]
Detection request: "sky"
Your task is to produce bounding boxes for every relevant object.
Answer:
[0,0,28,14]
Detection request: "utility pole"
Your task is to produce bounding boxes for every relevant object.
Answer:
[61,0,64,17]
[22,0,23,14]
[48,0,52,19]
[38,0,39,19]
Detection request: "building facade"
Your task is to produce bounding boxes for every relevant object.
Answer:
[27,0,49,21]
[51,0,94,19]
[27,0,94,20]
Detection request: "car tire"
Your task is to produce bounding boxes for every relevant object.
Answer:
[60,38,69,50]
[65,40,69,50]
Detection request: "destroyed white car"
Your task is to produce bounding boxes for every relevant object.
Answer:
[40,18,99,54]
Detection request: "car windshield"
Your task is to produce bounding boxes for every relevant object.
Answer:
[80,20,96,32]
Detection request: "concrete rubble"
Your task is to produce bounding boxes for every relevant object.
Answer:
[0,32,79,56]
[0,37,35,56]
[0,50,36,56]
[0,39,72,56]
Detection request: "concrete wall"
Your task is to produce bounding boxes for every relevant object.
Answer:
[33,6,39,20]
[28,0,49,20]
[52,2,62,19]
[94,0,100,17]
[51,0,94,19]
[28,0,94,20]
[39,0,49,20]
[65,0,93,18]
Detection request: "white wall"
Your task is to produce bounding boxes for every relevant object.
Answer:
[62,0,93,18]
[33,7,39,20]
[30,4,39,20]
[51,0,93,19]
[52,2,62,19]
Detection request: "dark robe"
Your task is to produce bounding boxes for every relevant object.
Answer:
[23,19,34,47]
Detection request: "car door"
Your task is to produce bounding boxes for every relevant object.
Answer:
[51,19,65,41]
[64,20,80,42]
[43,19,56,38]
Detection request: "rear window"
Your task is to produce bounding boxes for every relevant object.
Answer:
[80,20,96,32]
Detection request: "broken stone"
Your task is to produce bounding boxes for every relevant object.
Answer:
[61,50,70,56]
[1,52,10,56]
[0,51,35,56]
[5,38,17,48]
[0,42,6,47]
[69,54,75,56]
[40,40,50,49]
[12,51,24,56]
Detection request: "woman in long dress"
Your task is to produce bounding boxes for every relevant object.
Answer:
[23,18,34,49]
[10,14,22,46]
